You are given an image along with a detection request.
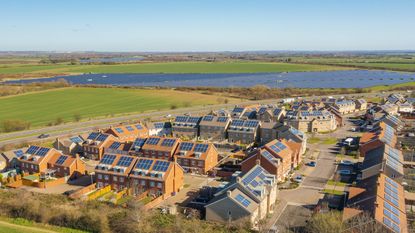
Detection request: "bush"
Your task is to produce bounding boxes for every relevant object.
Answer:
[1,119,31,132]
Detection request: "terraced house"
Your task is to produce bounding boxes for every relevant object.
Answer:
[257,106,285,123]
[205,165,278,228]
[227,119,260,144]
[82,132,115,160]
[199,115,231,141]
[230,106,248,119]
[141,136,180,160]
[174,142,219,174]
[332,99,356,114]
[103,140,132,155]
[359,122,397,157]
[18,146,61,174]
[128,137,147,156]
[355,99,368,111]
[147,122,172,137]
[47,153,86,180]
[129,158,184,197]
[95,154,138,191]
[172,116,202,139]
[104,123,148,141]
[285,110,337,133]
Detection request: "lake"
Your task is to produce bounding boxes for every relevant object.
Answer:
[4,70,415,88]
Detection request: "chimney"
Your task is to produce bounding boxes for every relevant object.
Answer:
[236,177,241,183]
[256,159,261,166]
[226,190,232,197]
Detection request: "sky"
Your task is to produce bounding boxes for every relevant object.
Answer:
[1,0,415,52]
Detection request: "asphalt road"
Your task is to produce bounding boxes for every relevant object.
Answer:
[0,90,398,148]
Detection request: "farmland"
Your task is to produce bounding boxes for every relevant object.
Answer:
[0,87,239,128]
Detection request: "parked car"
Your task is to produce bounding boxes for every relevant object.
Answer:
[293,175,303,183]
[339,160,354,166]
[307,161,317,167]
[38,134,50,139]
[337,170,352,175]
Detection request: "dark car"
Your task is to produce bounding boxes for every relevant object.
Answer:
[38,134,50,139]
[307,161,317,167]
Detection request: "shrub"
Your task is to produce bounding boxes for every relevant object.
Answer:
[1,119,31,132]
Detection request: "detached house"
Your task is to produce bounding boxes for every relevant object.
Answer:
[174,142,219,174]
[172,116,201,139]
[129,158,184,197]
[199,115,231,141]
[53,135,85,155]
[18,146,61,174]
[82,132,115,160]
[205,165,278,228]
[104,123,148,142]
[141,136,180,160]
[47,153,86,179]
[286,110,337,133]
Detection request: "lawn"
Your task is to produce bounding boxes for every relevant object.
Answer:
[0,62,348,75]
[323,189,345,196]
[0,87,239,128]
[0,217,87,233]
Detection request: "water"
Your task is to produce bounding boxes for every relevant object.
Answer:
[4,70,415,88]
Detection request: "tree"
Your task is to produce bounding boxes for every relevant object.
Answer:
[1,119,31,132]
[305,211,344,233]
[73,113,82,122]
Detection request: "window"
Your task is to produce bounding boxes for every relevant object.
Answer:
[191,160,196,166]
[104,175,109,180]
[157,182,162,188]
[97,174,102,179]
[113,176,118,181]
[150,181,155,187]
[140,180,146,186]
[198,161,204,167]
[120,177,124,182]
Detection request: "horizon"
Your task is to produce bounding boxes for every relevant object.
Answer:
[2,0,415,52]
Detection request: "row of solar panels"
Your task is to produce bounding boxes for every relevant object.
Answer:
[100,154,170,172]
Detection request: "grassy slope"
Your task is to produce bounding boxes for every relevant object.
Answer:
[0,87,239,127]
[0,217,86,233]
[0,62,349,74]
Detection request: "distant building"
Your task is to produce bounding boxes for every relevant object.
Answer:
[104,123,148,142]
[285,110,337,133]
[333,100,356,114]
[257,107,285,123]
[199,115,231,141]
[227,119,260,144]
[355,99,368,111]
[174,142,219,174]
[172,116,201,139]
[0,147,27,171]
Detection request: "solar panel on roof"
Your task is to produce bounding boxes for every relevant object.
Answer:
[175,116,188,122]
[179,142,194,151]
[135,124,143,130]
[96,134,108,141]
[276,141,287,150]
[87,132,99,140]
[188,117,201,123]
[258,107,267,115]
[384,201,400,216]
[14,150,24,158]
[231,120,244,127]
[70,136,83,143]
[26,145,40,154]
[146,137,160,145]
[135,159,153,170]
[217,116,228,122]
[132,138,147,148]
[233,107,244,113]
[383,217,400,233]
[194,143,209,153]
[100,154,116,165]
[386,177,399,188]
[154,122,164,128]
[116,156,134,167]
[126,126,134,132]
[161,138,176,147]
[115,128,124,133]
[36,147,50,156]
[261,150,277,164]
[109,142,121,149]
[385,193,399,208]
[202,115,214,121]
[56,155,68,165]
[244,120,259,128]
[153,160,170,172]
[235,194,251,207]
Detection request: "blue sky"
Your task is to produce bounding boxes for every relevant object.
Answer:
[1,0,414,51]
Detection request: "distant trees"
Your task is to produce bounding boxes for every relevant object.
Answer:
[1,119,31,133]
[73,113,82,122]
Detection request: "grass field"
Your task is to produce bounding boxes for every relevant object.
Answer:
[0,62,349,75]
[0,217,86,233]
[337,62,415,71]
[0,87,239,127]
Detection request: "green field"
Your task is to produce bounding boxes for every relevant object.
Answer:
[0,218,86,233]
[0,87,238,127]
[0,62,349,75]
[341,62,415,71]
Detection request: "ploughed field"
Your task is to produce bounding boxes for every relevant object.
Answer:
[0,87,238,127]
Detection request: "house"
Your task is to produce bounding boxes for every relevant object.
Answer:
[174,142,219,174]
[128,137,147,156]
[259,121,279,145]
[199,115,231,141]
[355,99,368,111]
[359,122,397,157]
[381,115,404,131]
[47,153,86,180]
[257,107,285,123]
[205,165,278,228]
[82,132,115,160]
[380,104,399,115]
[172,116,201,139]
[398,102,414,113]
[360,144,404,182]
[53,135,86,155]
[147,122,172,137]
[104,123,148,142]
[129,157,184,197]
[227,119,260,144]
[103,140,132,156]
[141,136,180,160]
[385,93,406,105]
[0,147,27,171]
[231,106,248,119]
[328,107,344,127]
[333,100,356,114]
[95,154,138,191]
[241,139,294,182]
[285,110,337,133]
[275,125,307,156]
[18,146,61,174]
[344,173,408,233]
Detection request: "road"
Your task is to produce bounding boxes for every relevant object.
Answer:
[0,91,394,148]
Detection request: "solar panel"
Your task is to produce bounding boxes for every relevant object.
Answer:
[188,117,201,123]
[270,145,281,153]
[135,159,153,170]
[261,150,277,164]
[115,128,124,133]
[273,108,282,116]
[146,137,160,145]
[135,124,143,130]
[116,156,134,167]
[179,142,194,151]
[55,155,68,165]
[132,138,147,148]
[231,119,244,127]
[70,136,83,143]
[258,107,267,115]
[153,160,170,172]
[154,122,165,128]
[36,147,50,156]
[276,141,287,150]
[244,120,259,128]
[109,142,121,149]
[126,126,134,132]
[87,132,99,140]
[233,107,244,113]
[384,201,400,216]
[26,145,40,154]
[175,116,188,122]
[386,177,399,188]
[161,138,176,147]
[96,134,108,142]
[217,116,229,122]
[385,193,399,208]
[100,154,116,165]
[383,217,400,233]
[194,144,209,153]
[202,115,214,121]
[235,194,251,207]
[14,150,24,158]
